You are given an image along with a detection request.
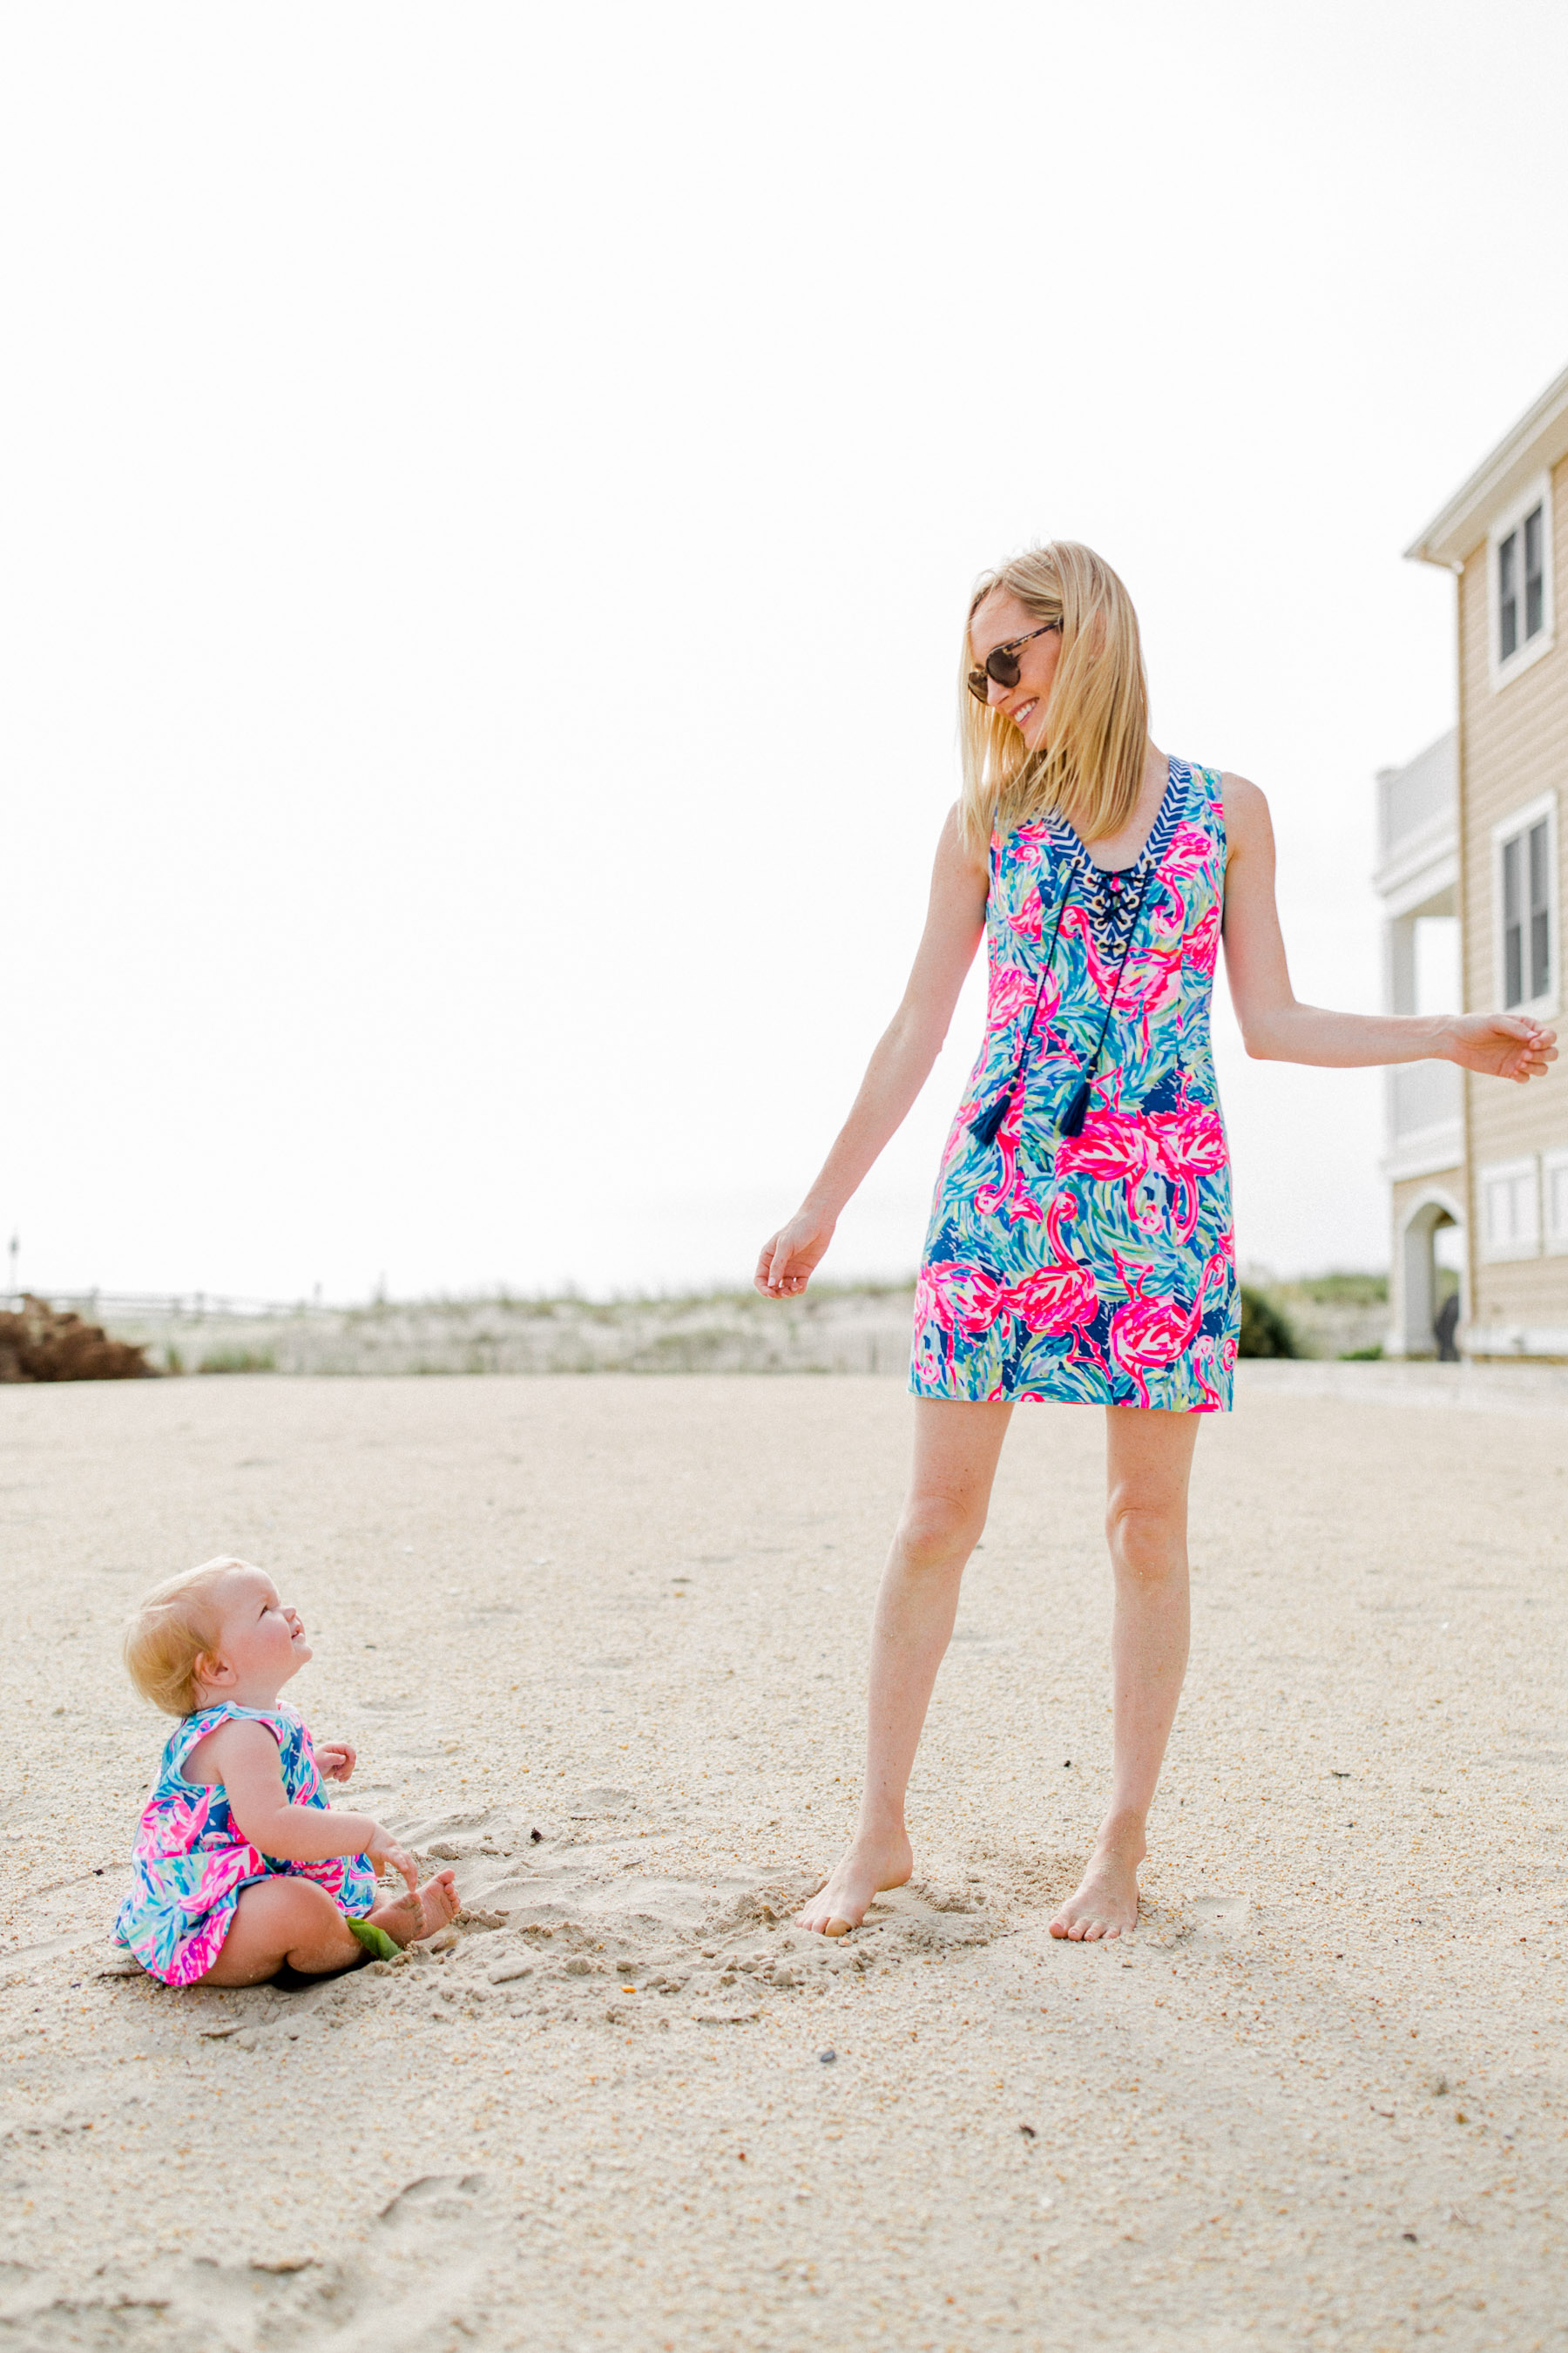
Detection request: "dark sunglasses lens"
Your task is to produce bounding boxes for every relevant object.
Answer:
[966,670,990,703]
[985,649,1022,690]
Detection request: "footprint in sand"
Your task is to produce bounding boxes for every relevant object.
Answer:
[1189,1892,1252,1937]
[328,1801,1020,2039]
[378,2173,487,2228]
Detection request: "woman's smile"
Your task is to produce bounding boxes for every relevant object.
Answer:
[969,587,1063,751]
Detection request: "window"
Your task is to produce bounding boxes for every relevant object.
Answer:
[1497,510,1544,659]
[1490,471,1554,686]
[1525,504,1544,639]
[1479,1156,1539,1262]
[1545,1148,1568,1257]
[1501,820,1549,1003]
[1492,792,1558,1013]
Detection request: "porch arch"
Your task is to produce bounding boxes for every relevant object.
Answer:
[1396,1187,1465,1359]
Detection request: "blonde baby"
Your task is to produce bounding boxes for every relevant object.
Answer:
[116,1557,459,1986]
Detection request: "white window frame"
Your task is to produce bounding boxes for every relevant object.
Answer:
[1544,1146,1568,1257]
[1490,788,1559,1020]
[1477,1154,1541,1263]
[1489,470,1555,689]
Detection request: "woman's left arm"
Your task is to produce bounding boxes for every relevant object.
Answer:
[1220,774,1558,1081]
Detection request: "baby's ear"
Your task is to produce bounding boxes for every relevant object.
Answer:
[193,1649,233,1693]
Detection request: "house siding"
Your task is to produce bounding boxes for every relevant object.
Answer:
[1457,448,1568,1346]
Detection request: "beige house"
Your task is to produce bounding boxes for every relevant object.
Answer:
[1379,364,1568,1358]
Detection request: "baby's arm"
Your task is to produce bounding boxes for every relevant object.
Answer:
[194,1720,416,1890]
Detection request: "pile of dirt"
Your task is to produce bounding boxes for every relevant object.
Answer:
[0,1295,160,1383]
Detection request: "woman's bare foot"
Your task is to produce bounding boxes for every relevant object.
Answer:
[1050,1814,1146,1942]
[368,1870,460,1949]
[797,1829,913,1936]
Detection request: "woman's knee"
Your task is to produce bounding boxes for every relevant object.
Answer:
[895,1491,985,1572]
[1105,1492,1185,1582]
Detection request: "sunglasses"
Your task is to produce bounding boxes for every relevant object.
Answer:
[967,621,1061,705]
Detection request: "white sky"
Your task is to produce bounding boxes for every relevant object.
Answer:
[3,2,1566,1303]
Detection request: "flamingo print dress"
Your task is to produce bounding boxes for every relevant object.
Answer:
[911,757,1240,1412]
[115,1701,378,1986]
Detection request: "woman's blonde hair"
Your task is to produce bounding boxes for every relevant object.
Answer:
[123,1558,247,1716]
[959,541,1150,850]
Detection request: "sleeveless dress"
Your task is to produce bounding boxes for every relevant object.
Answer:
[910,756,1240,1411]
[114,1701,377,1985]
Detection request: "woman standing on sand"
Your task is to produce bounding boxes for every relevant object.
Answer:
[756,542,1557,1944]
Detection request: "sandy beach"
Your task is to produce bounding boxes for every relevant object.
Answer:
[2,1368,1565,2350]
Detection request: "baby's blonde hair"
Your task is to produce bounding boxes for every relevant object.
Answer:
[123,1558,249,1716]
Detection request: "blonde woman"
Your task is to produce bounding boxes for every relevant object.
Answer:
[756,542,1557,1943]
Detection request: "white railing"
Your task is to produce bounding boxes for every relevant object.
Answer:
[1376,730,1456,863]
[1389,1058,1462,1139]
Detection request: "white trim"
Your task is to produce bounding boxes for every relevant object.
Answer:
[1399,1184,1466,1229]
[1406,362,1568,571]
[1490,789,1560,1020]
[1488,470,1555,688]
[1381,1125,1464,1184]
[1477,1154,1541,1262]
[1544,1146,1568,1257]
[1375,842,1458,918]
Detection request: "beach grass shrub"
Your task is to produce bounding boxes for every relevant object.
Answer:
[1290,1271,1389,1306]
[1237,1286,1299,1358]
[197,1347,277,1375]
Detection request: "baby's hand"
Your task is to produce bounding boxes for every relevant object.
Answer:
[366,1824,418,1894]
[314,1741,357,1783]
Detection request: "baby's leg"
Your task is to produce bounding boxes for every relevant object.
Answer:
[199,1879,363,1985]
[366,1869,460,1946]
[198,1869,461,1987]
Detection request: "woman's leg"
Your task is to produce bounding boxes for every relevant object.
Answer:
[798,1397,1013,1935]
[198,1869,463,1986]
[1050,1403,1200,1942]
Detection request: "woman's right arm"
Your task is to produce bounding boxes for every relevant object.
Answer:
[754,805,989,1297]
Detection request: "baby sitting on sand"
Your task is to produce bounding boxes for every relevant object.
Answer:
[115,1556,459,1987]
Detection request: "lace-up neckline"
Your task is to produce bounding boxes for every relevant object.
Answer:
[1047,761,1187,952]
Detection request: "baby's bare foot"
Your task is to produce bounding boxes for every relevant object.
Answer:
[797,1829,912,1937]
[1050,1815,1146,1943]
[370,1870,460,1948]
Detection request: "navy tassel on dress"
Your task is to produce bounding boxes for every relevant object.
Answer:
[970,842,1157,1153]
[968,1087,1016,1150]
[1059,1079,1092,1139]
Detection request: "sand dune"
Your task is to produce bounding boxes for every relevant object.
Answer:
[1,1369,1565,2348]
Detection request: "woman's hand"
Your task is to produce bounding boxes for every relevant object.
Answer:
[755,1209,836,1297]
[366,1825,419,1893]
[1444,1013,1558,1082]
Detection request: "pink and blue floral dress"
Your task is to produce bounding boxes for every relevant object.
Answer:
[911,757,1240,1411]
[115,1701,377,1985]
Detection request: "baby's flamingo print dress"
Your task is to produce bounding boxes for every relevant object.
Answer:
[911,757,1240,1411]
